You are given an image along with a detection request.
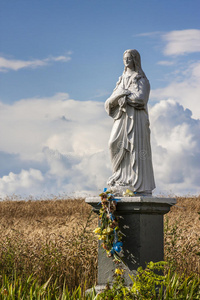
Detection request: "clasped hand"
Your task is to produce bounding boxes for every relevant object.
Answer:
[118,88,131,97]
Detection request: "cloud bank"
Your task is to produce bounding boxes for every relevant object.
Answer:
[0,53,71,72]
[150,100,200,195]
[162,29,200,56]
[0,93,199,198]
[149,29,200,119]
[1,29,199,198]
[138,29,200,56]
[151,59,200,119]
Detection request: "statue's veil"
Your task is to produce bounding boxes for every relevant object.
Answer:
[123,49,147,79]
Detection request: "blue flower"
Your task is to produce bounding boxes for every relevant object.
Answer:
[112,241,123,253]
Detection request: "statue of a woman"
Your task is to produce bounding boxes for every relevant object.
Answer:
[105,49,155,195]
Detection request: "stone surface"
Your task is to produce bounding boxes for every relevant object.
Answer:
[86,196,176,214]
[105,49,155,194]
[86,196,176,286]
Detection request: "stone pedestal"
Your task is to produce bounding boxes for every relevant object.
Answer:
[86,196,176,286]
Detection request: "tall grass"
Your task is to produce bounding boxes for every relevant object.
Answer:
[0,274,96,299]
[0,195,199,294]
[164,195,200,275]
[0,199,98,291]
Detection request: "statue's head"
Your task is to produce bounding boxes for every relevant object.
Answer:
[123,49,142,73]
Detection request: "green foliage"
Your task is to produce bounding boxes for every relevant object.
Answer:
[95,273,134,300]
[128,261,200,300]
[0,262,200,299]
[129,261,166,299]
[163,271,200,299]
[95,261,200,299]
[0,274,96,299]
[196,212,200,257]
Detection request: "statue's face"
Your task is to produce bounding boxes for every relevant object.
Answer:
[123,53,134,69]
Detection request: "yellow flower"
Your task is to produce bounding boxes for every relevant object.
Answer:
[102,227,113,235]
[94,227,101,234]
[115,268,124,275]
[107,227,113,234]
[98,235,106,240]
[123,189,134,196]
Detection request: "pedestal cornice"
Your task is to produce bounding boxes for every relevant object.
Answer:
[86,196,176,215]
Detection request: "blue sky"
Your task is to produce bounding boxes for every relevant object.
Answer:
[0,0,200,198]
[1,0,199,103]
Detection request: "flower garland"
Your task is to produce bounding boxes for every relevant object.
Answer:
[94,188,123,260]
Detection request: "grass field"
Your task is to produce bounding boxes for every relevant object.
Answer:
[164,196,200,275]
[0,195,199,293]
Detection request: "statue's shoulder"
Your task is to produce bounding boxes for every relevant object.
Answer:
[137,75,149,84]
[135,76,150,94]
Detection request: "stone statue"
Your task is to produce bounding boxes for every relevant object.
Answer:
[105,49,155,195]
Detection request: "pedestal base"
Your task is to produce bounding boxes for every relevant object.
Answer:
[86,196,176,286]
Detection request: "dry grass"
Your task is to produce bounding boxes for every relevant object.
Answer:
[164,195,200,275]
[0,198,98,291]
[0,195,199,291]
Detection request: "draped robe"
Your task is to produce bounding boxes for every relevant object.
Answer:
[105,72,155,193]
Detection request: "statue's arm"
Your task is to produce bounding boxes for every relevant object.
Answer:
[105,76,131,115]
[105,89,130,108]
[127,77,150,109]
[105,89,131,117]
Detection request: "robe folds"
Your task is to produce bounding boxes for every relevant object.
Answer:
[105,72,155,193]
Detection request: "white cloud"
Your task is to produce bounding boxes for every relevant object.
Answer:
[0,94,199,198]
[140,29,200,119]
[0,169,44,198]
[151,61,200,119]
[150,99,200,196]
[137,29,200,56]
[0,93,110,159]
[0,53,71,72]
[0,94,112,197]
[157,60,175,66]
[135,31,163,37]
[162,29,200,56]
